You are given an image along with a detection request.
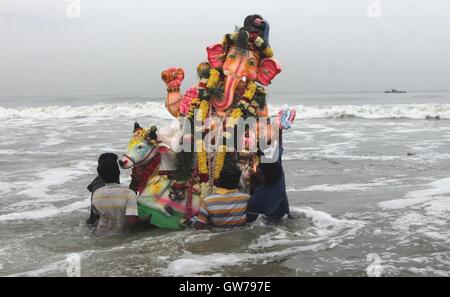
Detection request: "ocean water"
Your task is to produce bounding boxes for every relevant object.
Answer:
[0,92,449,277]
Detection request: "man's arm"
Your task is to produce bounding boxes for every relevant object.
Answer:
[126,215,138,227]
[189,199,209,230]
[189,216,207,230]
[125,192,150,228]
[126,215,150,227]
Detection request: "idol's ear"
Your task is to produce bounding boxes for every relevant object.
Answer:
[157,143,171,154]
[257,58,281,86]
[134,122,142,132]
[206,43,226,69]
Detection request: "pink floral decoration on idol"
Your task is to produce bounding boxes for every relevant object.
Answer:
[180,88,199,116]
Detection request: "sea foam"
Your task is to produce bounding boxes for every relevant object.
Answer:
[378,177,450,243]
[291,103,450,119]
[1,102,450,120]
[0,102,172,120]
[0,199,89,222]
[163,207,364,276]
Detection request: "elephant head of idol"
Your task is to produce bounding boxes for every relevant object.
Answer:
[206,15,282,112]
[119,123,169,169]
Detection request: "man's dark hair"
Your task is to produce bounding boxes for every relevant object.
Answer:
[216,154,242,190]
[98,152,118,164]
[97,153,120,183]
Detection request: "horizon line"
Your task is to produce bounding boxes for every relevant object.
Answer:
[1,89,450,99]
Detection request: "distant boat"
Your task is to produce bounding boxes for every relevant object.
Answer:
[384,88,407,94]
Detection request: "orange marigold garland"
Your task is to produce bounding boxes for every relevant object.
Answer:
[214,145,227,180]
[207,69,220,89]
[196,139,208,175]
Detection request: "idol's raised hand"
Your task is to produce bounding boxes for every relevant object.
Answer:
[276,108,297,130]
[161,67,185,90]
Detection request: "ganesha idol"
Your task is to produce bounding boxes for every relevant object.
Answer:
[120,15,283,230]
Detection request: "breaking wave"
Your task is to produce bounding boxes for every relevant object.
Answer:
[1,102,450,120]
[0,102,172,120]
[293,103,450,119]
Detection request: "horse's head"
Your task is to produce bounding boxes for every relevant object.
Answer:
[119,122,169,169]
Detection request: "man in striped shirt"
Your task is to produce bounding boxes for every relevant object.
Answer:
[91,153,147,236]
[191,159,250,230]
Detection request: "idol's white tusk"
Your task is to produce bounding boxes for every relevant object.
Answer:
[241,76,247,82]
[223,70,230,76]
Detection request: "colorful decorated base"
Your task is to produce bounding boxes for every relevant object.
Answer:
[137,200,185,230]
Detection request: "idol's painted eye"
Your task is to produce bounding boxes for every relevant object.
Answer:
[247,58,256,67]
[137,144,144,150]
[228,52,237,59]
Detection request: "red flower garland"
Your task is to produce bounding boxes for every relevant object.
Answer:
[130,154,162,194]
[184,167,198,220]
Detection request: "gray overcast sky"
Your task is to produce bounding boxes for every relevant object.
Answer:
[1,0,449,97]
